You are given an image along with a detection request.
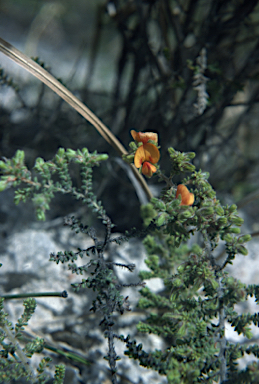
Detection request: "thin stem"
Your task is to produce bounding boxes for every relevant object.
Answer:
[203,231,227,382]
[107,324,118,384]
[1,291,68,300]
[20,334,91,366]
[103,215,112,250]
[156,169,173,188]
[218,279,227,383]
[3,324,36,382]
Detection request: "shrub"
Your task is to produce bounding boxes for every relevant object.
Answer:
[0,35,258,384]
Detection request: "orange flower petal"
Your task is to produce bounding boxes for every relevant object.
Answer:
[176,184,194,206]
[142,162,157,177]
[131,130,158,144]
[144,143,160,164]
[134,145,146,168]
[134,143,160,168]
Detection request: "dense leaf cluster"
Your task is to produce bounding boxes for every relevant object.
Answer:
[0,140,258,383]
[0,147,108,221]
[0,293,65,384]
[123,149,257,383]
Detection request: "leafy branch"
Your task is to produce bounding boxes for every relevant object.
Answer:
[0,147,108,221]
[0,36,152,200]
[50,215,144,384]
[0,296,66,383]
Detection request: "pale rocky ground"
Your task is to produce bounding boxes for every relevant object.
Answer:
[0,214,168,384]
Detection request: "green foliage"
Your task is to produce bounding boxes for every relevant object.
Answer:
[0,297,64,383]
[122,146,256,384]
[1,1,259,382]
[0,142,257,384]
[50,215,141,382]
[53,364,66,384]
[0,147,108,221]
[15,298,37,338]
[167,148,196,174]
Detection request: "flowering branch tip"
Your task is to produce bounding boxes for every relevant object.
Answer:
[131,131,160,177]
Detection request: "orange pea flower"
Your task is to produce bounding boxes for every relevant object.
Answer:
[176,184,194,206]
[131,130,158,144]
[131,130,160,177]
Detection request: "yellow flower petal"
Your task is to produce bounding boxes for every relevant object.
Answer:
[134,143,160,168]
[134,145,145,168]
[131,130,158,144]
[142,162,157,177]
[176,184,194,206]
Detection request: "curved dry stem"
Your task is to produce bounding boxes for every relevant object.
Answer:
[0,37,152,200]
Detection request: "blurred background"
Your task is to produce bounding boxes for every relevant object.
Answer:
[1,0,259,233]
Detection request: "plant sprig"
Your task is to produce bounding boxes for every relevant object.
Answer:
[0,147,108,221]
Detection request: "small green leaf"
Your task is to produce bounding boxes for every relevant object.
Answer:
[0,180,7,192]
[237,245,248,256]
[156,212,168,226]
[238,234,252,244]
[94,154,108,162]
